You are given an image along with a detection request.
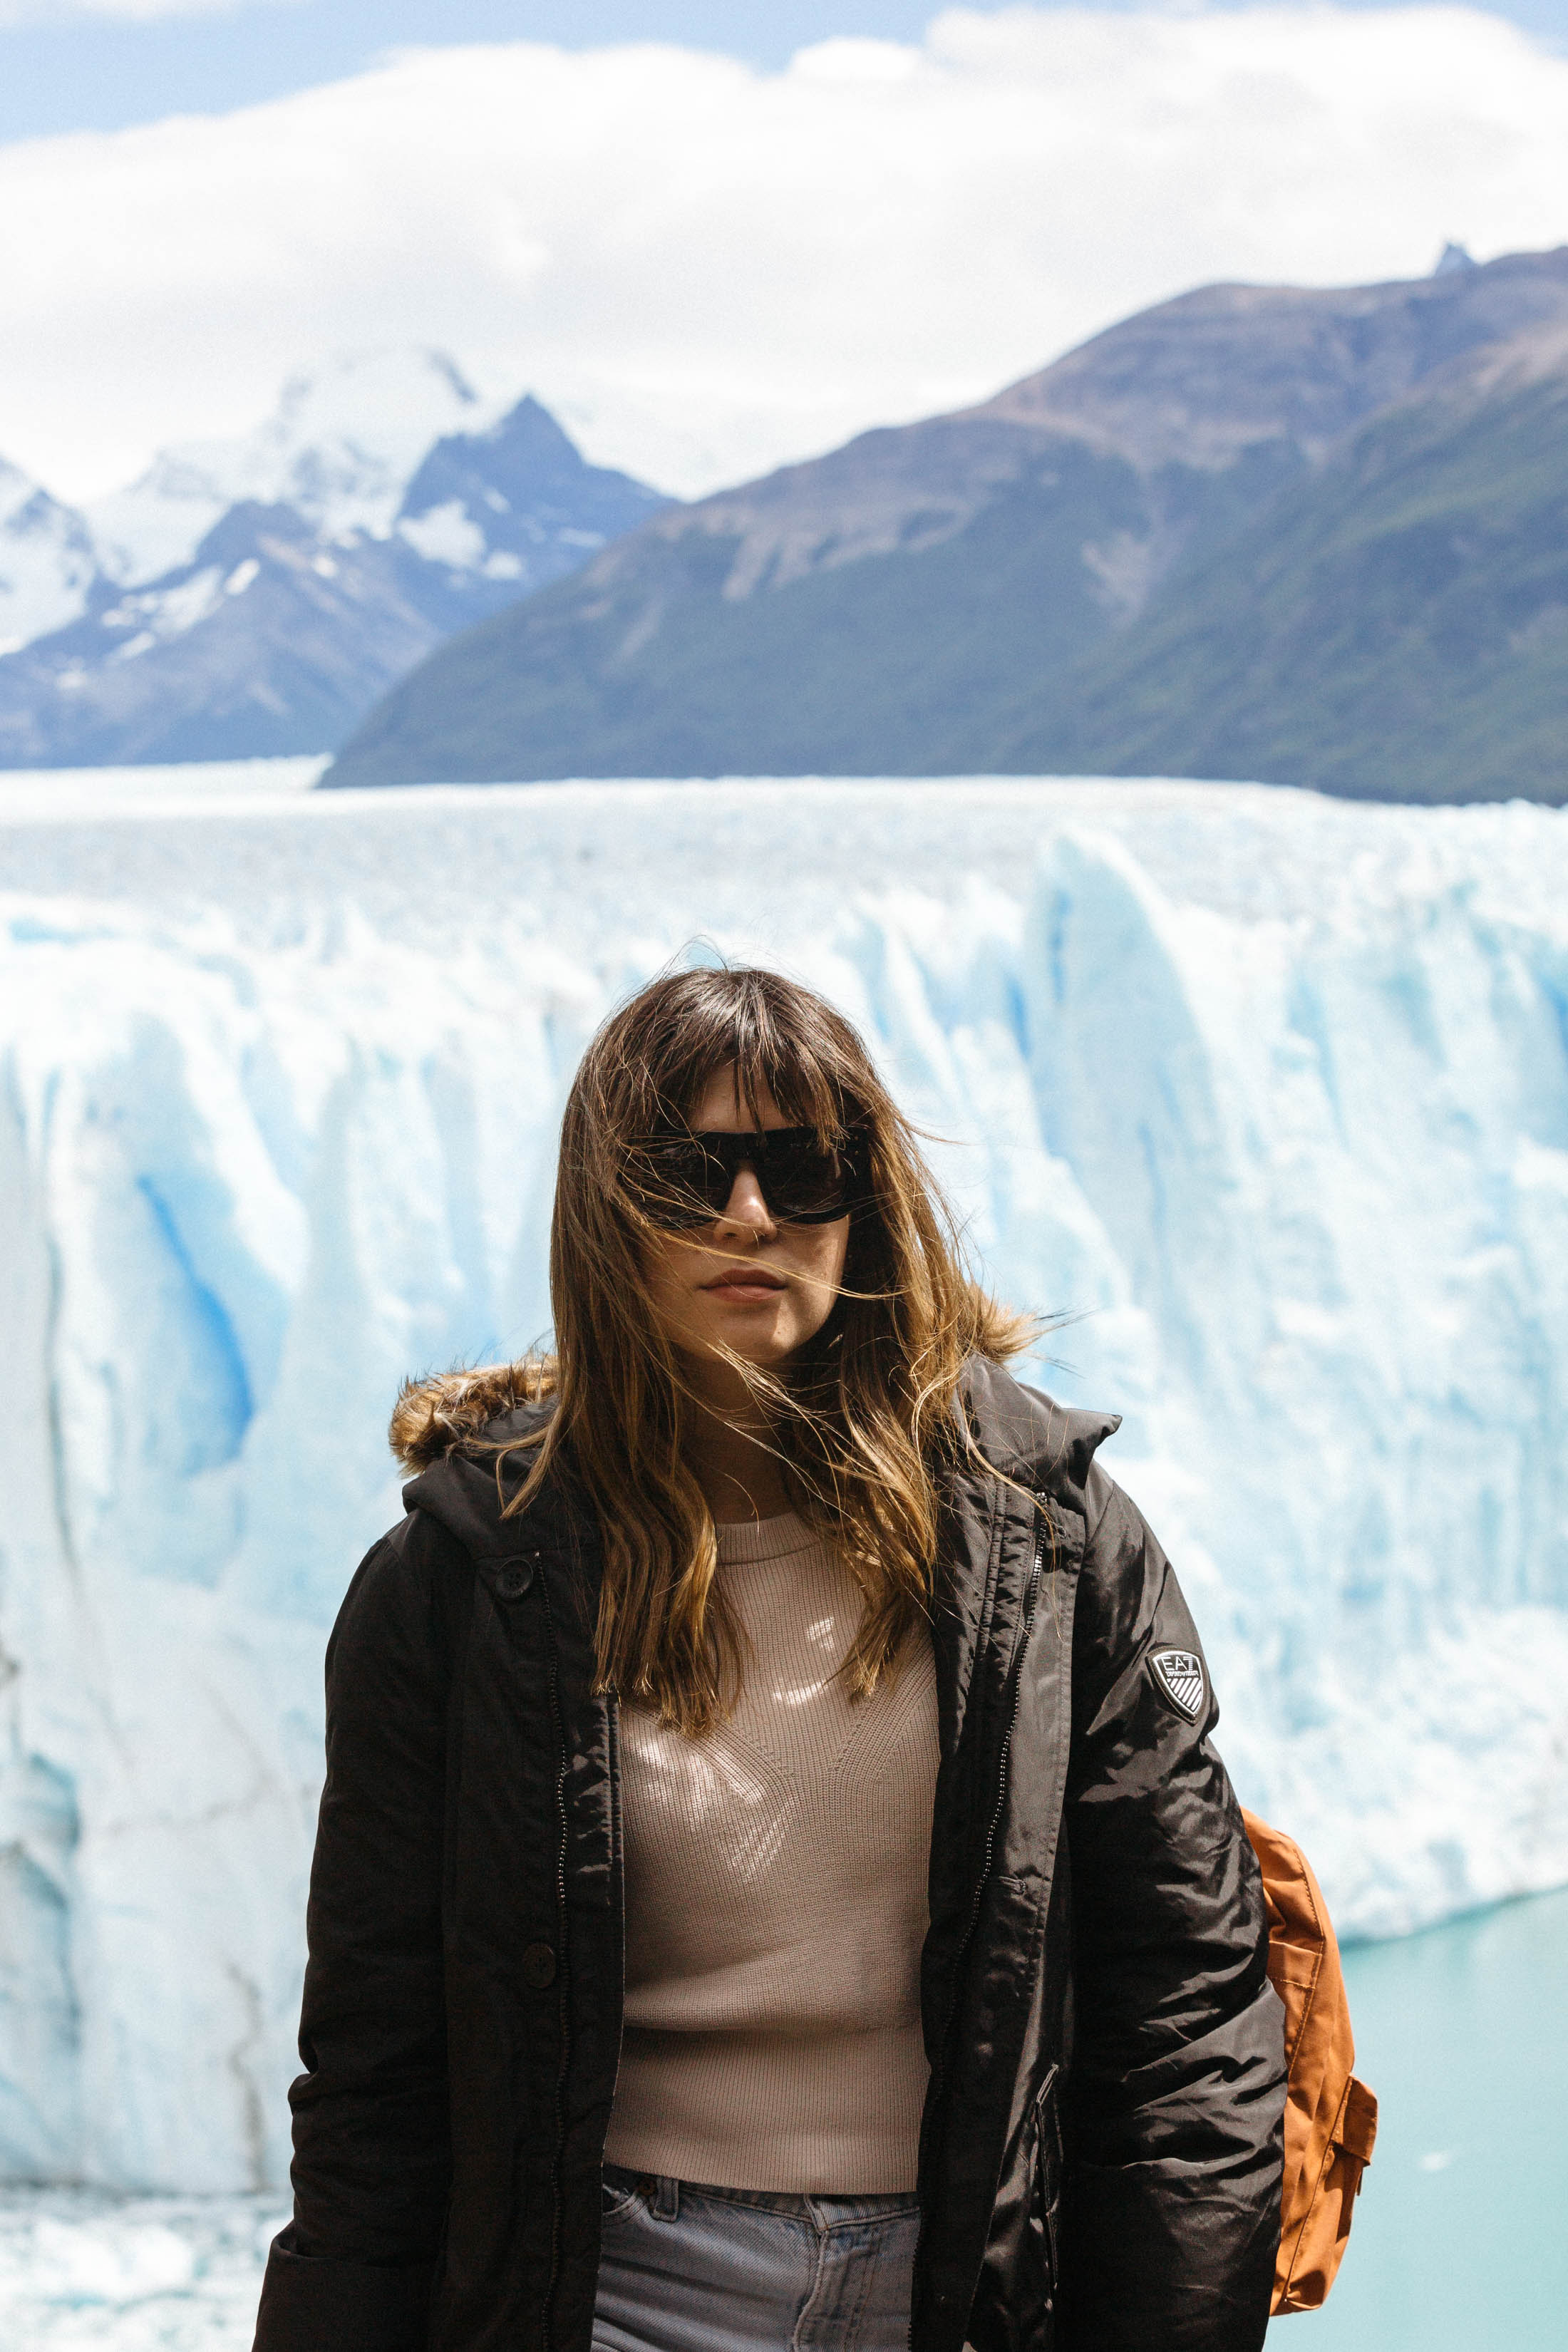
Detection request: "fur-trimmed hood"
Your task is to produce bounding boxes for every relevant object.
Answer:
[390,1361,557,1472]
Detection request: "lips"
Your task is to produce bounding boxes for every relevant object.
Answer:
[703,1266,785,1295]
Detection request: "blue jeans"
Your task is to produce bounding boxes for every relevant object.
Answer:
[594,2163,920,2352]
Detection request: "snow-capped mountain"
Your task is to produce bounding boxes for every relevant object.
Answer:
[88,349,497,587]
[0,460,100,655]
[0,355,667,767]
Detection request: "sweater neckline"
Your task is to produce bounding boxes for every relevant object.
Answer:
[713,1511,819,1567]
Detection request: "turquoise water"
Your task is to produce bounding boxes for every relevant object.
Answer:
[1269,1887,1568,2349]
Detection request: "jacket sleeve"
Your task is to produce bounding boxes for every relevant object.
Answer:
[1059,1468,1285,2352]
[254,1514,460,2352]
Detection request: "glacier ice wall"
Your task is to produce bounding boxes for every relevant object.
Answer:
[0,774,1565,2192]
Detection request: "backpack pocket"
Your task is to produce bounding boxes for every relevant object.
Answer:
[1279,2074,1379,2312]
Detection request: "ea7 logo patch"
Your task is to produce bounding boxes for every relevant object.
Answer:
[1150,1649,1206,1721]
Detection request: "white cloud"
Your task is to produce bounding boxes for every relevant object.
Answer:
[1,6,1567,502]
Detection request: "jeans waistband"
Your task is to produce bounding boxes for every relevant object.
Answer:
[602,2160,919,2224]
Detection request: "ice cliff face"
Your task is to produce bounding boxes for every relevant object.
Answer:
[0,773,1564,2192]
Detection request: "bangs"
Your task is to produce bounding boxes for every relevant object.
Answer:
[619,967,866,1143]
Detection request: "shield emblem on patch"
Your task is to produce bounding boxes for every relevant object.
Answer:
[1150,1649,1205,1720]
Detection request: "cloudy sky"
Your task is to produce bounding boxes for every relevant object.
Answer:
[3,1,1568,503]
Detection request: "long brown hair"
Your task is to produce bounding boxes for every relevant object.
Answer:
[500,964,1031,1733]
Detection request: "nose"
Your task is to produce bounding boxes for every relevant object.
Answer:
[713,1162,776,1239]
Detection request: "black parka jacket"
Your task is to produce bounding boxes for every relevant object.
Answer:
[254,1358,1285,2352]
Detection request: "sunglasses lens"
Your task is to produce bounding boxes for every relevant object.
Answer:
[629,1140,731,1227]
[628,1129,866,1227]
[756,1131,860,1222]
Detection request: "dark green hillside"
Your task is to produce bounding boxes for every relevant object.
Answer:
[326,436,1299,783]
[1026,362,1568,802]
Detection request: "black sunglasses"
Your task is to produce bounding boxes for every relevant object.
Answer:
[627,1128,868,1228]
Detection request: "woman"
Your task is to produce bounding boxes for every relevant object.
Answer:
[254,965,1285,2352]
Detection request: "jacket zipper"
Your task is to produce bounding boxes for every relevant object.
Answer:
[606,1687,623,1899]
[537,1569,572,2352]
[912,1502,1049,2348]
[605,1686,624,2103]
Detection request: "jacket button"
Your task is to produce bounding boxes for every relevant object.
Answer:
[522,1942,557,1989]
[495,1560,536,1601]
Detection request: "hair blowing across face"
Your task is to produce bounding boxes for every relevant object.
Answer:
[501,965,1032,1734]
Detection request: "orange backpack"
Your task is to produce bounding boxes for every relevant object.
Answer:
[1242,1810,1379,2314]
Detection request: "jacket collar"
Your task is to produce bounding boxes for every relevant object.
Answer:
[956,1355,1121,1505]
[399,1361,1121,1618]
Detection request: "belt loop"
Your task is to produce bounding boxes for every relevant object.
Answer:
[651,2174,679,2222]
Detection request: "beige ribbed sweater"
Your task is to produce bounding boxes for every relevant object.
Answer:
[603,1512,940,2192]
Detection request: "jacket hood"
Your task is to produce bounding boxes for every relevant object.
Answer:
[393,1362,562,1567]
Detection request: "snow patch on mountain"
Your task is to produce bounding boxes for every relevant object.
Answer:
[102,569,230,661]
[398,500,490,570]
[1,775,1563,2191]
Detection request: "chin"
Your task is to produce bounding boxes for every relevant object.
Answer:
[700,1322,795,1368]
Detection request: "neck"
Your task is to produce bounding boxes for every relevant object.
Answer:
[681,1369,791,1523]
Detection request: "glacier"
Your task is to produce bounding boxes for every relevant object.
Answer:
[0,770,1564,2195]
